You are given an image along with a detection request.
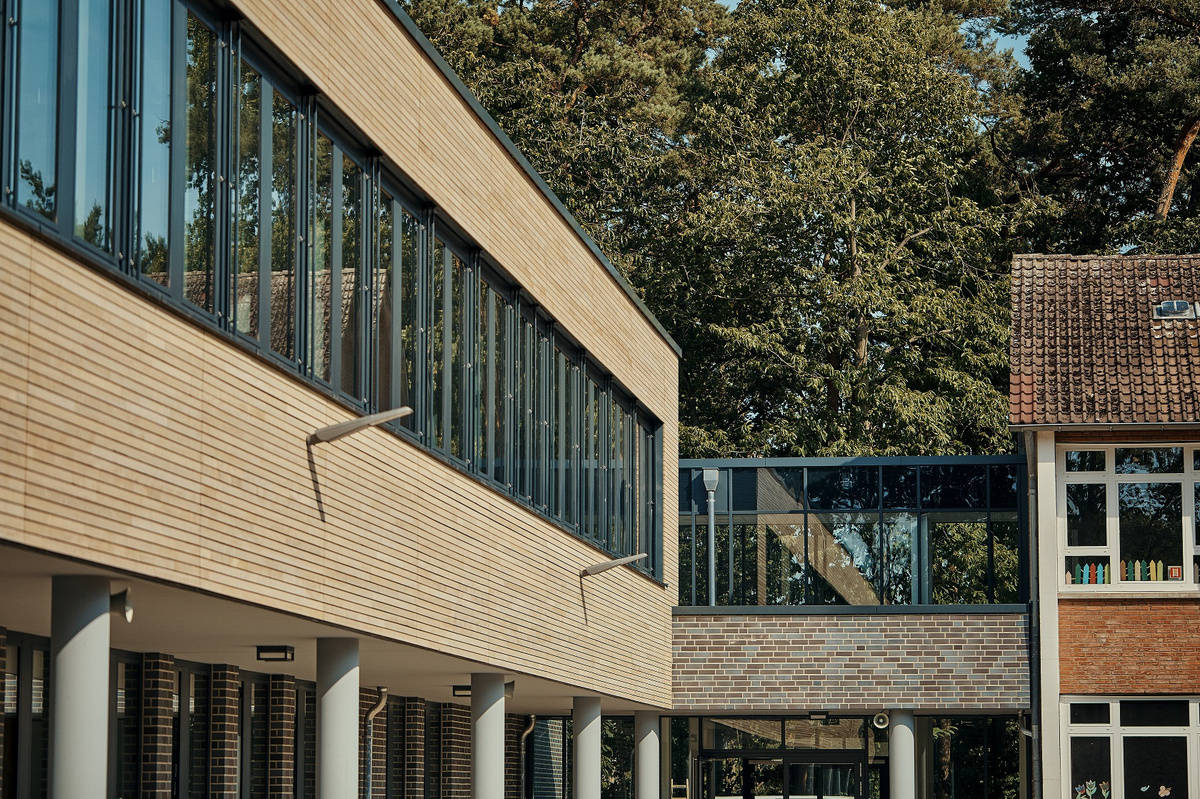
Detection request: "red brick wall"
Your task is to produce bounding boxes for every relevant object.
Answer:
[1059,598,1200,694]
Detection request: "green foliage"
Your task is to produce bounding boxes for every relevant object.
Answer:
[405,0,1026,458]
[1004,0,1200,251]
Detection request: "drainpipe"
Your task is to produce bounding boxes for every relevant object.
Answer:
[519,714,537,799]
[702,469,720,606]
[1024,432,1042,799]
[363,686,389,799]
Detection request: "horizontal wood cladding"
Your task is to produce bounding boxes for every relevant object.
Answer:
[0,220,674,707]
[228,0,678,428]
[1059,597,1200,695]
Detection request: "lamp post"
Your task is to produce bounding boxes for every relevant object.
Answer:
[702,468,719,606]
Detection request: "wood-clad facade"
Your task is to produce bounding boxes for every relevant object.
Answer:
[0,0,677,717]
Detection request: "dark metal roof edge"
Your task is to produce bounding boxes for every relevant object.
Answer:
[672,604,1029,616]
[373,0,681,358]
[678,455,1027,468]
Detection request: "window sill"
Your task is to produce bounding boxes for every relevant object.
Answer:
[1059,586,1200,599]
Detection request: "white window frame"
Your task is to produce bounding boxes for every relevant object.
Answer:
[1060,697,1200,799]
[1056,444,1199,592]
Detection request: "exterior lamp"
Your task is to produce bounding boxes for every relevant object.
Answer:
[308,406,413,445]
[109,589,133,624]
[579,553,647,577]
[452,681,515,699]
[702,468,719,606]
[256,645,295,662]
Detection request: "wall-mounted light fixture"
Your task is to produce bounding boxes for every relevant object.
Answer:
[109,589,133,624]
[579,553,647,577]
[308,407,413,445]
[256,645,295,662]
[452,681,515,699]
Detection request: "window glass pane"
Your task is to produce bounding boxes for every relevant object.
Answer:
[1068,737,1110,799]
[188,672,210,799]
[882,466,918,508]
[184,13,217,312]
[755,468,805,510]
[138,0,172,284]
[1119,700,1189,727]
[806,467,878,510]
[993,512,1020,603]
[449,253,465,459]
[1116,447,1183,474]
[248,681,267,799]
[114,659,141,795]
[15,0,59,218]
[882,512,917,604]
[1065,555,1110,585]
[428,240,445,449]
[1069,703,1110,725]
[376,193,395,410]
[399,210,418,430]
[927,513,989,603]
[492,292,509,484]
[235,63,262,339]
[311,133,333,382]
[761,518,806,605]
[704,718,782,750]
[808,512,880,605]
[1118,483,1183,581]
[784,719,865,750]
[920,465,988,508]
[990,464,1019,507]
[75,0,111,248]
[1066,451,1105,472]
[269,91,296,359]
[340,155,362,399]
[1123,737,1188,799]
[1067,484,1107,547]
[30,648,48,799]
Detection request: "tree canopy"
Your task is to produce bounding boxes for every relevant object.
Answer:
[402,0,1188,458]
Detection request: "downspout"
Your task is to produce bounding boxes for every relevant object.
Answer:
[363,686,389,799]
[1024,432,1042,799]
[520,714,537,799]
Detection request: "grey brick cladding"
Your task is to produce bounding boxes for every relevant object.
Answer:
[672,613,1030,713]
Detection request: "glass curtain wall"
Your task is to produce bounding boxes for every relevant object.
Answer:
[0,0,663,577]
[678,460,1025,606]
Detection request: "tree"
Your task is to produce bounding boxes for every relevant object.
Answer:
[1004,0,1200,252]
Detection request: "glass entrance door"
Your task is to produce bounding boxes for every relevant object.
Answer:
[698,757,863,799]
[785,762,861,799]
[700,757,784,798]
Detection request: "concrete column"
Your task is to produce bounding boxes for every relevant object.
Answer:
[573,697,602,799]
[50,575,111,799]
[889,710,917,799]
[471,673,505,799]
[634,711,660,799]
[317,638,359,799]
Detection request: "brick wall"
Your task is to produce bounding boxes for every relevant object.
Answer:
[268,675,296,799]
[360,688,388,796]
[531,718,567,799]
[210,666,241,799]
[673,612,1030,712]
[504,715,532,799]
[1060,598,1200,694]
[404,698,427,798]
[441,703,472,799]
[142,654,176,799]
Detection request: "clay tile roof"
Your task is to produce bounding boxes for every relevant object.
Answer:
[1010,254,1200,426]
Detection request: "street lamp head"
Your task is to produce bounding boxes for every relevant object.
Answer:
[702,468,720,494]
